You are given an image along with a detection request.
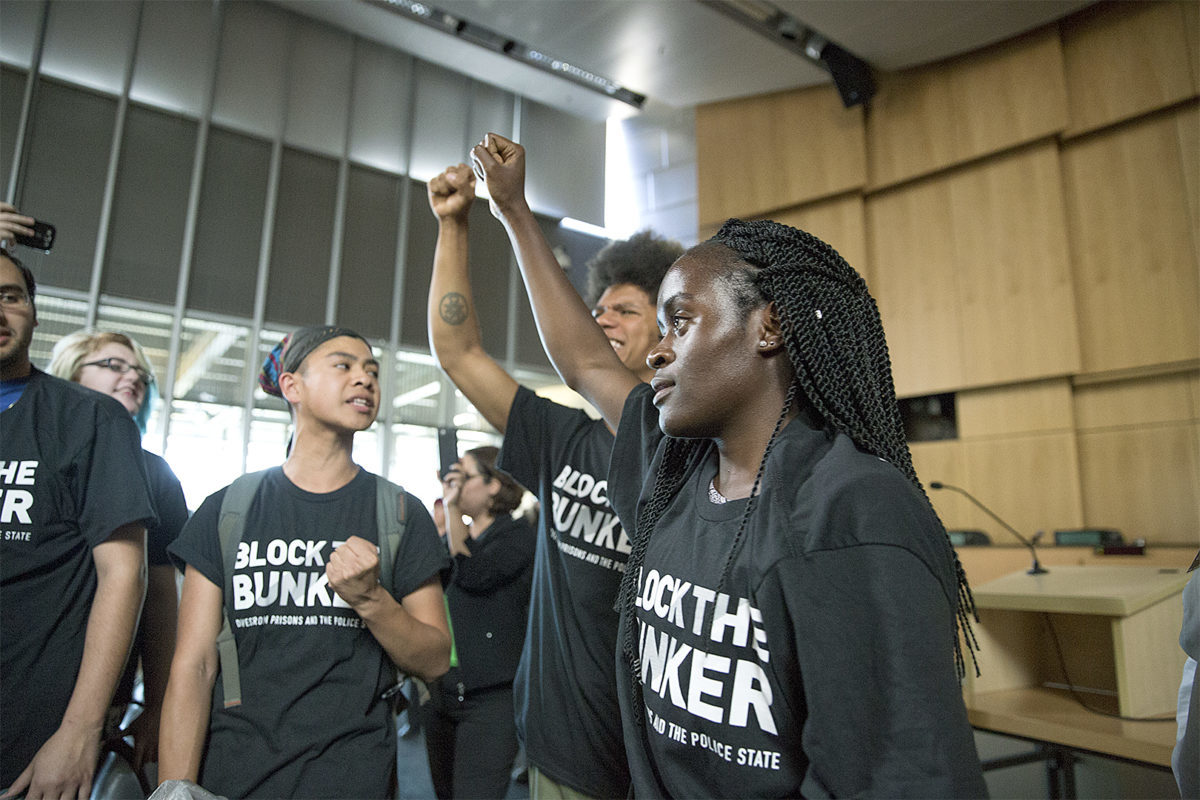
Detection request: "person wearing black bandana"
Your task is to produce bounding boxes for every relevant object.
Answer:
[159,325,452,798]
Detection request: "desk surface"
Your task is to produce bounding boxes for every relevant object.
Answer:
[967,687,1177,767]
[972,565,1191,616]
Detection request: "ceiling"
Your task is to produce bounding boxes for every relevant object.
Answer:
[276,0,1094,120]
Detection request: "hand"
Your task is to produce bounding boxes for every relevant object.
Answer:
[0,202,35,250]
[327,535,382,609]
[427,163,475,221]
[124,706,161,772]
[470,133,527,219]
[440,468,463,508]
[0,720,100,800]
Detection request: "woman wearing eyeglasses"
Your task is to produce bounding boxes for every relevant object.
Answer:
[48,330,189,780]
[425,445,535,800]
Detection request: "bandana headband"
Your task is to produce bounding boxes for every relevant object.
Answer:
[258,325,370,397]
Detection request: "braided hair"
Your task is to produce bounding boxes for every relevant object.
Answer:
[615,218,979,724]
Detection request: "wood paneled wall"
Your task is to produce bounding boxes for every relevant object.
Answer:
[694,1,1200,546]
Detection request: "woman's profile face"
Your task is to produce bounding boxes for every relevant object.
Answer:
[76,341,147,416]
[646,245,766,439]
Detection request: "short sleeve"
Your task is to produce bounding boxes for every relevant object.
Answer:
[499,385,597,490]
[78,408,157,547]
[167,489,227,589]
[390,492,452,600]
[758,546,986,799]
[145,452,190,566]
[606,382,661,529]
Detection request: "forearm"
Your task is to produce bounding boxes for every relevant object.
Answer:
[159,566,222,783]
[355,585,451,681]
[428,216,518,432]
[443,503,471,558]
[140,566,180,715]
[157,656,215,782]
[66,531,147,736]
[495,199,633,427]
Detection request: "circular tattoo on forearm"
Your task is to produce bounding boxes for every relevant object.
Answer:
[440,292,469,325]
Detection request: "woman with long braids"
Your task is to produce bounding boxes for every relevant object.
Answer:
[474,133,986,798]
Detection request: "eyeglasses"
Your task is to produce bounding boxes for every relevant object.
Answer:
[0,288,31,308]
[81,357,152,386]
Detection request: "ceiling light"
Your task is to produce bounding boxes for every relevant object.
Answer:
[372,0,645,109]
[700,0,875,108]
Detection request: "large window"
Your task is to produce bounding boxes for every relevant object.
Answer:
[7,0,616,513]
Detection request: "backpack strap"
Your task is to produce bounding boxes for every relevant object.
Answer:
[215,469,271,709]
[374,475,407,597]
[373,476,414,711]
[214,471,406,711]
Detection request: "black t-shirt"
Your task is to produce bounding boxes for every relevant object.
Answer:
[0,369,156,786]
[443,513,535,692]
[608,383,987,799]
[498,385,631,797]
[168,467,450,799]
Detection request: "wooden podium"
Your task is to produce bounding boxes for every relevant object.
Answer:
[964,565,1189,767]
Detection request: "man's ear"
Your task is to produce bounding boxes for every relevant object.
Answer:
[755,301,784,354]
[278,371,302,404]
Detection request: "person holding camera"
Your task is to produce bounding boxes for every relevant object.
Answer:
[423,445,534,800]
[1,224,154,800]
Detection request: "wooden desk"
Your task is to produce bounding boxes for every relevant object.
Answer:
[964,565,1189,769]
[968,687,1177,767]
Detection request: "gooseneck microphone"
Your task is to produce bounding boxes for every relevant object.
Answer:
[930,481,1048,575]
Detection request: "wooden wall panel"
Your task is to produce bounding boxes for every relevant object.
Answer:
[960,432,1085,538]
[1073,369,1199,546]
[1060,1,1198,139]
[1179,103,1200,269]
[1074,370,1199,430]
[866,179,963,396]
[1077,423,1200,544]
[910,440,965,498]
[768,194,868,280]
[1186,0,1200,90]
[866,27,1067,190]
[695,84,865,226]
[957,379,1074,438]
[947,143,1080,386]
[1061,107,1200,374]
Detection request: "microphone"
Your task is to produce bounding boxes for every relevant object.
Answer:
[930,481,1048,575]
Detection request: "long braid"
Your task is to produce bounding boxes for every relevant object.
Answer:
[617,436,704,725]
[619,219,981,731]
[713,218,980,677]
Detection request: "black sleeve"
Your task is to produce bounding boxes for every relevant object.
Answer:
[452,516,535,594]
[78,405,157,548]
[166,488,227,588]
[606,382,661,530]
[391,491,453,599]
[145,452,190,566]
[759,545,986,799]
[498,384,595,491]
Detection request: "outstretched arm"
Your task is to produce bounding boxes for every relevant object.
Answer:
[471,133,637,430]
[426,163,519,434]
